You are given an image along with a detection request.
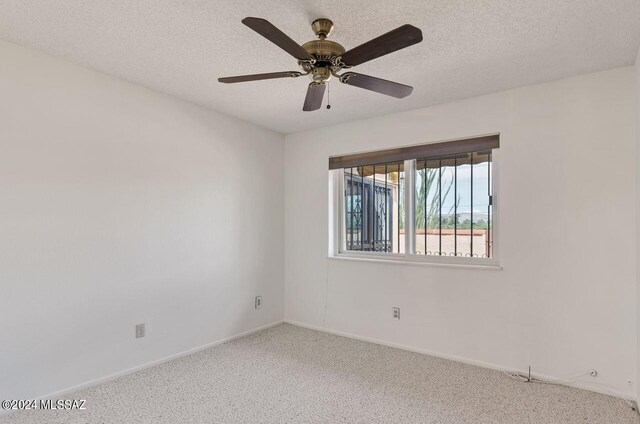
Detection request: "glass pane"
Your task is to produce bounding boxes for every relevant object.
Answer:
[416,160,457,256]
[344,163,404,253]
[415,151,493,258]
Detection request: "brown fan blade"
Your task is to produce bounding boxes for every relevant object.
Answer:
[339,72,413,98]
[218,71,303,84]
[340,24,422,67]
[242,17,313,61]
[303,83,326,111]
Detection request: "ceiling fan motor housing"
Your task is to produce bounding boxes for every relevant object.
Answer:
[302,40,345,64]
[300,40,345,82]
[298,18,346,83]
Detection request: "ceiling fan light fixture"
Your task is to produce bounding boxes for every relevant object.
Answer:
[311,67,332,83]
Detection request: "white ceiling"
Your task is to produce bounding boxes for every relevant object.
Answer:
[1,1,639,134]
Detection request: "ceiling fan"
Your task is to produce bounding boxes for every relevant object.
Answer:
[218,18,423,111]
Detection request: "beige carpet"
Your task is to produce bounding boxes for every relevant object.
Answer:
[2,323,638,423]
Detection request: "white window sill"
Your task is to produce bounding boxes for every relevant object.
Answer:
[328,253,502,270]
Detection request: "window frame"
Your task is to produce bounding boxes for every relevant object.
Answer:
[329,147,501,269]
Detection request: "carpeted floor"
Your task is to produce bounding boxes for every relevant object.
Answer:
[2,323,638,423]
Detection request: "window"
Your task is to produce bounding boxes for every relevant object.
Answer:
[344,163,405,253]
[329,135,499,265]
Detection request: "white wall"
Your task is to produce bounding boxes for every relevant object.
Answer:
[285,67,637,398]
[0,40,285,400]
[1,34,636,404]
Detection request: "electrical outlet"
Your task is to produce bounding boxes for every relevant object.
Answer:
[392,307,400,320]
[135,323,145,338]
[255,296,262,309]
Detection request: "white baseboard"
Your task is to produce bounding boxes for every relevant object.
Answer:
[0,320,283,418]
[284,319,635,402]
[4,319,633,419]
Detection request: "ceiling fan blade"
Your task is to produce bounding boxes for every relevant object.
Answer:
[242,17,313,61]
[218,71,303,84]
[303,83,326,111]
[340,24,422,67]
[339,72,413,98]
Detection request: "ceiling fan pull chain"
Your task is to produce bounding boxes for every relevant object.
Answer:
[327,82,331,110]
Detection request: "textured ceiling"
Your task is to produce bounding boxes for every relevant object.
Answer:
[1,0,639,134]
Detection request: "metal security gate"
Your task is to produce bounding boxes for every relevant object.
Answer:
[345,173,394,252]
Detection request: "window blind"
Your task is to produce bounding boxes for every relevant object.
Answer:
[328,134,499,170]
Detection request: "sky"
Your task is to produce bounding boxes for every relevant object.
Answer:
[416,162,492,216]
